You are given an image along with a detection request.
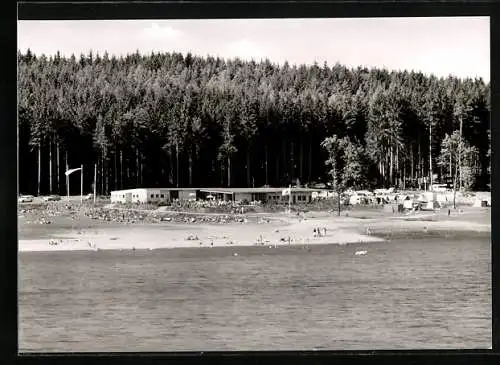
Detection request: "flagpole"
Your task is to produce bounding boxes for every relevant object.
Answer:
[66,159,70,200]
[80,164,83,203]
[288,184,291,214]
[94,163,97,204]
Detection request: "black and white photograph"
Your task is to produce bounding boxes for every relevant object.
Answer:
[17,16,491,351]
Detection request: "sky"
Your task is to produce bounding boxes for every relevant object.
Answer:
[17,17,490,82]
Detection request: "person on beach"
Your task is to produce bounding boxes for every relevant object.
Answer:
[317,227,322,237]
[313,228,317,237]
[323,227,327,236]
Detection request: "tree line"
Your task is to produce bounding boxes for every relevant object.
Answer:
[17,49,491,196]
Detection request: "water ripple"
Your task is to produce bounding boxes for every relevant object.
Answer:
[19,237,491,352]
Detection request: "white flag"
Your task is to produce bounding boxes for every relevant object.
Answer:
[65,167,82,176]
[282,188,291,196]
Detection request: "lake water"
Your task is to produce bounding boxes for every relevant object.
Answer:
[19,235,491,352]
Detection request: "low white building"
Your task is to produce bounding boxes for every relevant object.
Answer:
[111,188,170,204]
[111,187,323,205]
[110,188,198,204]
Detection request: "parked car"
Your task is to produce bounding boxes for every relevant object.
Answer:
[42,195,61,202]
[18,195,34,203]
[83,193,94,201]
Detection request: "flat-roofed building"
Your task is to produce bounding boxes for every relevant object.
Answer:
[199,187,322,204]
[111,187,324,204]
[110,188,198,204]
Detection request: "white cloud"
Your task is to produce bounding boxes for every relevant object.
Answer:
[225,39,266,61]
[141,23,183,40]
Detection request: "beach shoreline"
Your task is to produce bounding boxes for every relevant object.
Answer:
[18,204,491,253]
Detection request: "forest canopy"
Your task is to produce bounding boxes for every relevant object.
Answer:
[17,49,491,196]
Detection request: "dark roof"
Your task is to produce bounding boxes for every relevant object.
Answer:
[112,187,325,193]
[111,188,199,192]
[199,187,324,194]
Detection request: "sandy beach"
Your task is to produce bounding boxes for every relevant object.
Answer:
[18,203,491,252]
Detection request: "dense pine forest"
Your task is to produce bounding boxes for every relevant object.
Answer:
[17,50,491,196]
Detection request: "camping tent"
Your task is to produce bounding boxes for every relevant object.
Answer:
[473,199,488,207]
[424,201,440,210]
[402,196,414,210]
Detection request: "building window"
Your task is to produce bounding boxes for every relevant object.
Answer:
[160,194,164,198]
[156,194,159,198]
[150,194,154,198]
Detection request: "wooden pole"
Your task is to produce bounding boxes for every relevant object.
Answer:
[80,164,83,203]
[56,141,60,194]
[49,139,52,194]
[66,151,69,199]
[37,142,41,197]
[94,163,97,204]
[429,123,433,190]
[458,117,463,190]
[265,144,268,186]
